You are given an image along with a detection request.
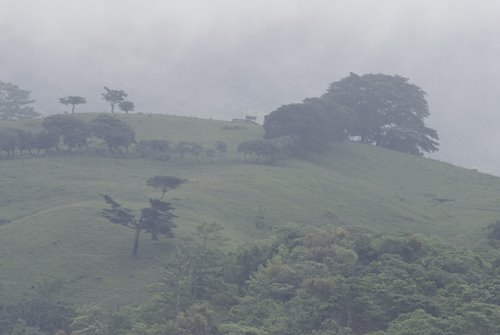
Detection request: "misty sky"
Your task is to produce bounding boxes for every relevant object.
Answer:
[1,0,500,174]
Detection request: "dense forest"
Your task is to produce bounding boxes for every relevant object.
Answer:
[2,225,500,334]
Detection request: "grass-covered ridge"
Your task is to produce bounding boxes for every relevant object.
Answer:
[1,113,499,306]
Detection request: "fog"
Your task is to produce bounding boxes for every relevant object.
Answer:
[1,0,500,173]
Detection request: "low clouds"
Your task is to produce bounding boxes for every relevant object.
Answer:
[1,0,500,173]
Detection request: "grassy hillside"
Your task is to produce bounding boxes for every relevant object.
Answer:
[1,113,500,306]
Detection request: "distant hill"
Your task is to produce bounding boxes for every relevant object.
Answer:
[1,113,499,306]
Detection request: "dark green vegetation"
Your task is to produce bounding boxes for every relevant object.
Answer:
[264,73,438,156]
[100,194,177,256]
[2,226,500,334]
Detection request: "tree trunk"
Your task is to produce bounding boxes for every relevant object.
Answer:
[132,228,141,256]
[71,104,75,113]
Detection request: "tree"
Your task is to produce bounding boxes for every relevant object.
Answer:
[191,222,228,301]
[238,139,291,162]
[58,96,86,113]
[35,130,59,154]
[15,129,36,155]
[0,128,19,158]
[322,73,439,155]
[263,98,352,154]
[102,87,127,113]
[215,141,227,155]
[118,101,134,114]
[88,115,135,153]
[70,304,106,335]
[147,176,187,198]
[156,223,228,317]
[175,141,192,158]
[137,139,170,160]
[0,81,40,120]
[42,114,89,151]
[100,194,176,256]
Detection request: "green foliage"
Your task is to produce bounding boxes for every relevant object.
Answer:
[222,229,499,334]
[34,130,59,154]
[136,139,170,160]
[0,81,39,120]
[153,222,231,320]
[101,87,127,114]
[146,175,187,198]
[71,304,106,335]
[228,241,274,292]
[163,303,221,335]
[42,114,89,151]
[487,220,500,241]
[191,222,229,301]
[10,224,499,335]
[0,128,38,158]
[215,140,228,155]
[323,73,439,155]
[0,128,20,157]
[219,323,269,335]
[89,115,135,153]
[0,282,74,335]
[15,129,36,155]
[174,141,206,159]
[263,98,352,154]
[100,194,176,255]
[118,101,135,114]
[238,137,295,163]
[59,96,87,113]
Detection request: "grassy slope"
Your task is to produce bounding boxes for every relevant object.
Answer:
[1,113,499,306]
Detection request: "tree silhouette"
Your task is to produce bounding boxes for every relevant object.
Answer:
[0,81,39,120]
[100,194,176,256]
[102,87,127,113]
[323,73,439,155]
[147,175,187,198]
[118,100,135,114]
[58,96,86,113]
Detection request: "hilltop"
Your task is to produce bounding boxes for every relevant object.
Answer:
[1,113,499,306]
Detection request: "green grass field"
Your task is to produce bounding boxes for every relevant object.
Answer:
[1,113,500,306]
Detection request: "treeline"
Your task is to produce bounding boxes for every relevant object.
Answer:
[263,73,439,156]
[0,114,134,158]
[4,225,500,335]
[0,114,229,162]
[237,136,298,163]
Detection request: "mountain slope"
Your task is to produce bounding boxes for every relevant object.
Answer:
[0,114,499,306]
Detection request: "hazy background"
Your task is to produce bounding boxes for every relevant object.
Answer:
[1,0,500,174]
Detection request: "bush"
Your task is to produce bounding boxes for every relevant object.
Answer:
[137,139,171,160]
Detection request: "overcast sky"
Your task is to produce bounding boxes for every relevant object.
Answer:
[1,0,500,173]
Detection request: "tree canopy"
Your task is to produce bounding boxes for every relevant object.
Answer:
[0,81,40,120]
[322,73,439,155]
[263,73,439,156]
[102,87,127,113]
[118,100,135,114]
[42,114,89,151]
[100,194,176,255]
[263,98,353,154]
[58,96,86,113]
[147,175,187,198]
[88,114,135,153]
